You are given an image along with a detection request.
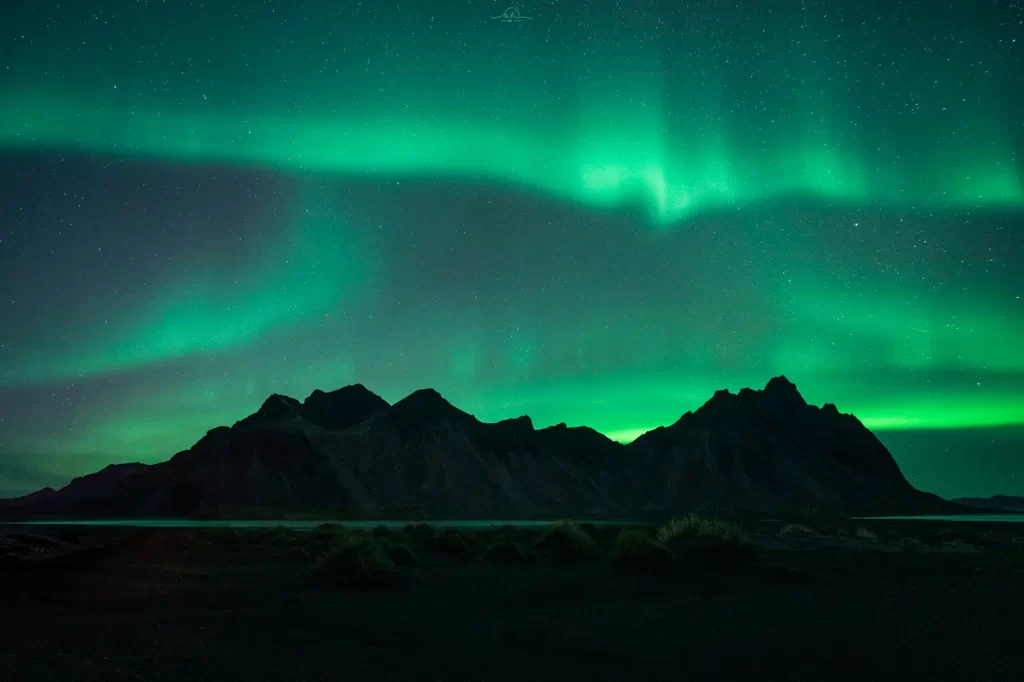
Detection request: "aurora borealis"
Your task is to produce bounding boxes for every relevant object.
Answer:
[1,0,1022,499]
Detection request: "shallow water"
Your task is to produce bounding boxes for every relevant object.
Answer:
[2,519,639,530]
[859,514,1024,523]
[6,514,1024,530]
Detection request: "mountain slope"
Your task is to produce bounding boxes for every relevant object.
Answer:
[627,377,943,513]
[0,377,954,518]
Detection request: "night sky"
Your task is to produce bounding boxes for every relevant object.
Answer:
[1,0,1022,500]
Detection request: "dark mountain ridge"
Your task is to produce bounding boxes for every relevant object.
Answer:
[950,495,1024,512]
[0,377,956,519]
[236,384,390,432]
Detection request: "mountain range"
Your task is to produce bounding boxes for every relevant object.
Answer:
[950,496,1024,512]
[0,376,955,519]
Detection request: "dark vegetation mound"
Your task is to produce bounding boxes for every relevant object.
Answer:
[384,542,420,568]
[429,529,475,556]
[657,514,757,572]
[533,520,602,561]
[609,529,674,575]
[307,530,405,588]
[482,540,533,564]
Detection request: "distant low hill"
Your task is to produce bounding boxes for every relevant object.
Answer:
[950,495,1024,512]
[0,377,956,519]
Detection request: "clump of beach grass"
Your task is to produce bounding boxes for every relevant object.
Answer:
[609,529,673,575]
[307,532,405,588]
[533,519,601,561]
[656,513,748,545]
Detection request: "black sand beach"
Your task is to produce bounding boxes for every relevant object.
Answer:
[2,518,1023,681]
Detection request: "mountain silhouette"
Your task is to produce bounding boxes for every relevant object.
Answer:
[0,377,954,519]
[950,495,1024,512]
[236,384,389,431]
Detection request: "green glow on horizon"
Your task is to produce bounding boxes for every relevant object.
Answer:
[24,371,1023,478]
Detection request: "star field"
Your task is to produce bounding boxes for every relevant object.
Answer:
[0,0,1022,499]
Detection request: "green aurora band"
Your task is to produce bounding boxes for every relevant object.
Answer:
[2,86,1020,221]
[4,183,369,383]
[0,0,1022,487]
[2,0,1021,223]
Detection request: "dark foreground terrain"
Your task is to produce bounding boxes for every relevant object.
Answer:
[2,518,1024,682]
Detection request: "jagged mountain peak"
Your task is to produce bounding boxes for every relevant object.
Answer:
[821,402,841,416]
[761,374,807,408]
[541,421,604,435]
[0,376,954,518]
[496,415,534,430]
[693,376,808,419]
[301,383,390,431]
[538,421,615,445]
[255,393,303,419]
[67,462,148,484]
[235,385,390,433]
[689,388,745,421]
[388,388,472,422]
[764,374,799,394]
[303,383,380,404]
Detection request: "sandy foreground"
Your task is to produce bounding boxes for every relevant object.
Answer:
[2,519,1023,682]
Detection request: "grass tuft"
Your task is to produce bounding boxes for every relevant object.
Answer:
[777,524,820,540]
[270,527,300,546]
[403,524,436,543]
[430,530,474,556]
[308,534,404,588]
[657,514,755,572]
[609,529,673,575]
[894,537,931,552]
[657,513,748,545]
[303,525,353,559]
[533,519,601,561]
[385,542,420,568]
[855,528,878,543]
